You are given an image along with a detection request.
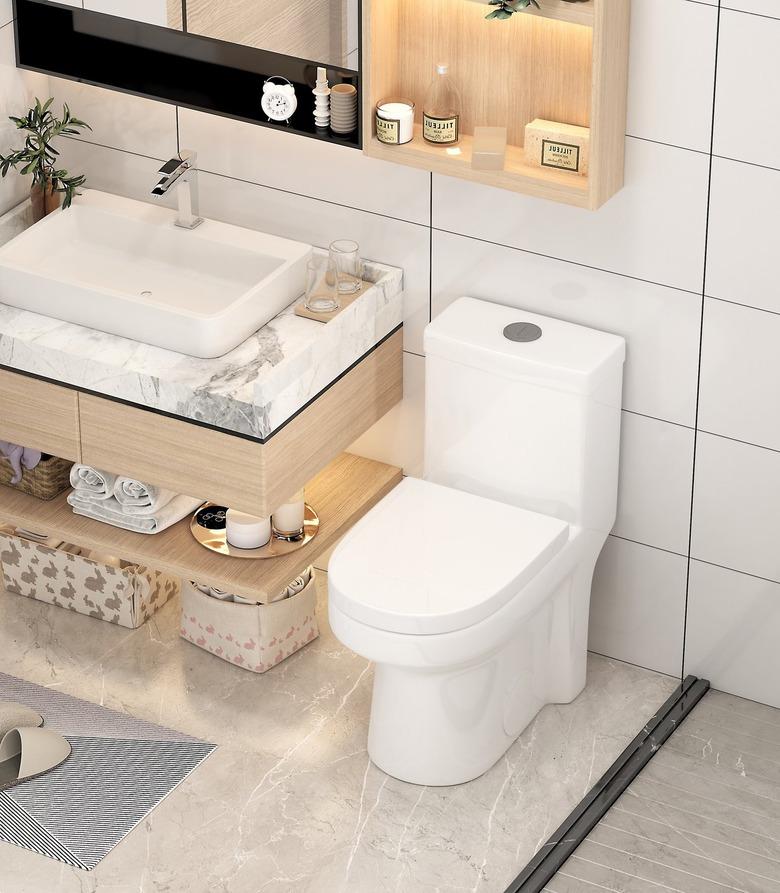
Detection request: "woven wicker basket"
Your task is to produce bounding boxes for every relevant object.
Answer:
[0,454,73,500]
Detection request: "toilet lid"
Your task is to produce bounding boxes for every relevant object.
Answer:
[329,478,569,635]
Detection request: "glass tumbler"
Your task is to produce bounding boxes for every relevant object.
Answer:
[329,239,363,295]
[304,256,341,314]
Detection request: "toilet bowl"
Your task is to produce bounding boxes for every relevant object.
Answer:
[329,298,625,786]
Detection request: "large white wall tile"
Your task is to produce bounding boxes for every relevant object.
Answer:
[0,23,50,216]
[589,536,686,677]
[432,138,710,293]
[431,230,701,427]
[0,2,11,27]
[714,10,780,169]
[627,0,717,153]
[722,2,779,19]
[706,156,780,314]
[692,433,780,582]
[56,138,175,210]
[699,298,780,451]
[50,77,178,160]
[179,108,430,226]
[349,351,425,476]
[685,560,780,708]
[613,412,694,556]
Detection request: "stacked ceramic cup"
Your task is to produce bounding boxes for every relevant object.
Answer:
[330,83,358,134]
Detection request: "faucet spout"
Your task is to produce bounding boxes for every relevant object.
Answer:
[151,150,203,229]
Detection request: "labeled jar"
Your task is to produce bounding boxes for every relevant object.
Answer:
[375,97,415,146]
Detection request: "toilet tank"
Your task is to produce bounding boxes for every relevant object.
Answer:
[423,298,626,533]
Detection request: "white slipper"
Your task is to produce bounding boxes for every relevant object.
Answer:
[0,727,71,791]
[0,702,43,738]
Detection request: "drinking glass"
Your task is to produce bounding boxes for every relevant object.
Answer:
[329,239,363,295]
[304,256,340,314]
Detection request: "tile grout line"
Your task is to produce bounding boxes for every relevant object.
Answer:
[680,0,722,682]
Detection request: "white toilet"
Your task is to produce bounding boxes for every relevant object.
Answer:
[328,297,625,786]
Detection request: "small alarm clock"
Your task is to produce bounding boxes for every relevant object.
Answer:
[261,76,297,123]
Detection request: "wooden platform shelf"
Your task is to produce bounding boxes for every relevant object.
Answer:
[363,0,630,209]
[0,453,401,601]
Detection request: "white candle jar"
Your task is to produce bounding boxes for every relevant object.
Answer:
[272,490,306,539]
[226,509,272,550]
[375,98,415,146]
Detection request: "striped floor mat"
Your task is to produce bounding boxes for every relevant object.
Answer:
[0,672,216,870]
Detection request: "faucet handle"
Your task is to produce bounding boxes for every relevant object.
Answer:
[158,157,183,175]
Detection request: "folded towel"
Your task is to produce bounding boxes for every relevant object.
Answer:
[0,441,42,485]
[68,491,203,535]
[69,464,118,501]
[113,477,175,515]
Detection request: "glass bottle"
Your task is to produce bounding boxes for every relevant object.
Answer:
[423,64,461,146]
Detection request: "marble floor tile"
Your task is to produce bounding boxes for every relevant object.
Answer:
[555,690,780,893]
[0,576,677,892]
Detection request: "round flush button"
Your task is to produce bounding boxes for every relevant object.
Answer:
[503,322,542,343]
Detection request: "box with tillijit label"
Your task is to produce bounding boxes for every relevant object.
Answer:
[524,119,590,177]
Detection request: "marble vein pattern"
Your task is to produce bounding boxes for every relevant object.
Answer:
[0,234,403,439]
[0,572,678,893]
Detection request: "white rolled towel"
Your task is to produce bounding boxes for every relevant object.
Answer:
[69,464,118,501]
[68,491,203,535]
[113,477,175,515]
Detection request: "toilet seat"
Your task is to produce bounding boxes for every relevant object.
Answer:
[329,478,569,636]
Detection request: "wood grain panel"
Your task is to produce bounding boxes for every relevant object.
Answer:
[0,369,81,461]
[262,329,403,512]
[589,0,631,208]
[79,331,403,515]
[79,393,266,513]
[378,1,592,149]
[0,452,401,600]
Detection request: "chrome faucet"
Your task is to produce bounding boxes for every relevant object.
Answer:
[151,149,203,229]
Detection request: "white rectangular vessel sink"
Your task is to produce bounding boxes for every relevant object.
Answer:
[0,190,312,358]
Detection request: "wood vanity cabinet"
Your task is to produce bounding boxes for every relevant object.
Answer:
[0,332,403,595]
[0,368,81,461]
[0,330,403,515]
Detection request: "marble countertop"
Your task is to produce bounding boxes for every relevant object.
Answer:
[0,233,404,440]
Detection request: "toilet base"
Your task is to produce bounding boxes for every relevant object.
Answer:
[367,571,592,786]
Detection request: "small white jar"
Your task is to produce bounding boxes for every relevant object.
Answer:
[226,509,272,550]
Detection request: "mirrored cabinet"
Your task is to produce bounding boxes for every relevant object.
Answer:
[15,0,361,147]
[49,0,359,69]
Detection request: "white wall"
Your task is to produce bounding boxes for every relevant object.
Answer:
[1,2,778,704]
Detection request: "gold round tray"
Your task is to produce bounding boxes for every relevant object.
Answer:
[190,503,319,560]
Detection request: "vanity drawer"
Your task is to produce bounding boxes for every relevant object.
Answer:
[79,396,266,512]
[0,369,81,461]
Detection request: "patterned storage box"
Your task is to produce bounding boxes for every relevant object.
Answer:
[180,578,319,673]
[0,531,179,628]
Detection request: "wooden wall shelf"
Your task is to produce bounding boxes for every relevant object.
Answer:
[362,0,630,209]
[0,453,401,601]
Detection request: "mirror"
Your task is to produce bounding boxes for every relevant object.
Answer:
[55,0,183,29]
[50,0,358,70]
[185,1,359,71]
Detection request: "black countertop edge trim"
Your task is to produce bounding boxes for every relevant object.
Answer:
[505,675,711,893]
[0,323,403,447]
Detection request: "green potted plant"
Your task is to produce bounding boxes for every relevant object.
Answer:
[0,98,91,222]
[486,0,586,19]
